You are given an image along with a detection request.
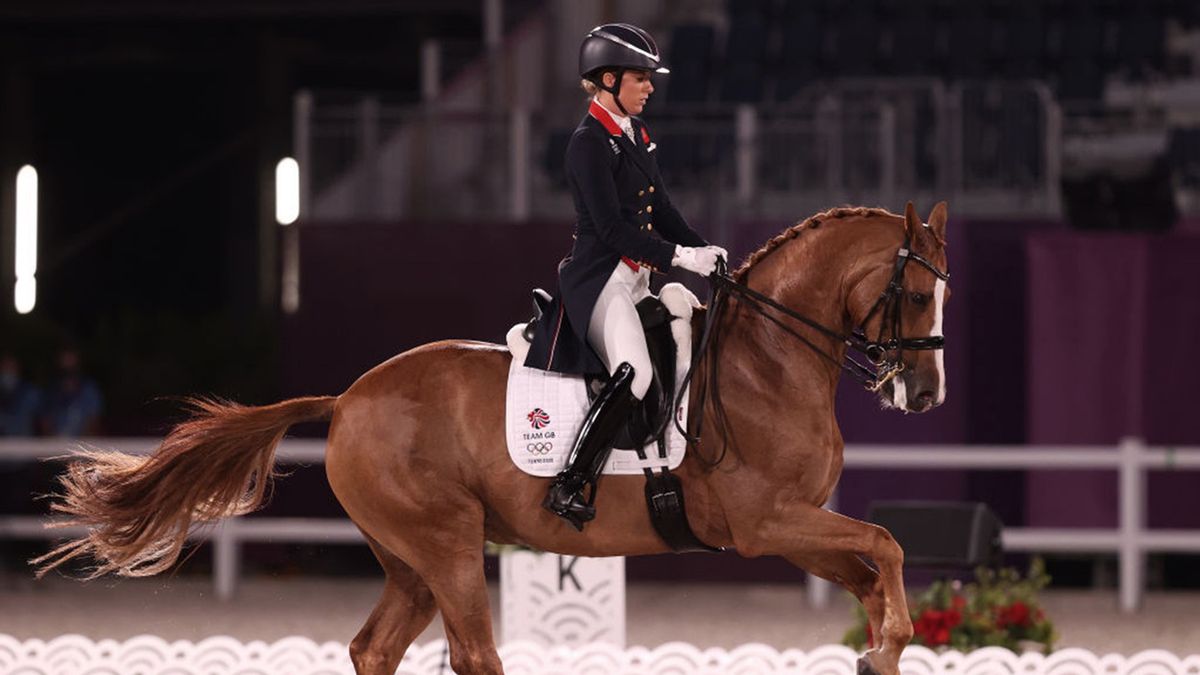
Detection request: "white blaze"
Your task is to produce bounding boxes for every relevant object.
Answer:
[892,376,907,410]
[932,278,947,403]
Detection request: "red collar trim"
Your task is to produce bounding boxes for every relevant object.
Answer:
[588,100,624,137]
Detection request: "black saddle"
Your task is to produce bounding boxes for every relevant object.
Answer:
[524,289,678,451]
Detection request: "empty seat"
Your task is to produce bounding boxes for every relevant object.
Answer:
[719,12,770,103]
[832,5,883,77]
[775,2,825,94]
[1055,58,1105,102]
[666,24,716,104]
[994,0,1047,78]
[1112,9,1166,77]
[945,4,992,80]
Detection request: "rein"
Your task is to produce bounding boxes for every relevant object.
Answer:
[674,237,950,467]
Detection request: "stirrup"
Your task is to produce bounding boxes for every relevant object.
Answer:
[543,476,596,531]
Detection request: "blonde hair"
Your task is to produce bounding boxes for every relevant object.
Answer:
[580,78,599,96]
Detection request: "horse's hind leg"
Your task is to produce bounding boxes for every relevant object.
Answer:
[349,535,439,675]
[788,551,885,650]
[422,536,505,674]
[366,501,504,675]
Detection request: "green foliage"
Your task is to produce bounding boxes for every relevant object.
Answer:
[843,558,1057,654]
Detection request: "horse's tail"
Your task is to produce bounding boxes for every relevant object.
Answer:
[32,395,336,579]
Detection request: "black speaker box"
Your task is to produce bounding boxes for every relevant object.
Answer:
[867,501,1004,569]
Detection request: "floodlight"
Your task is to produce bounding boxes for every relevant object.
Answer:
[14,165,37,313]
[275,157,300,225]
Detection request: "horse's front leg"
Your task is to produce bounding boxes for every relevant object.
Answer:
[732,503,911,675]
[786,551,885,652]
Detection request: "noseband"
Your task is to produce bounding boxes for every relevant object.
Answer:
[675,236,950,462]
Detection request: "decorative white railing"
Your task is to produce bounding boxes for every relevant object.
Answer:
[3,438,1199,611]
[2,635,1197,675]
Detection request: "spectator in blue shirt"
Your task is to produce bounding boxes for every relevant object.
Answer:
[42,348,103,437]
[0,353,42,437]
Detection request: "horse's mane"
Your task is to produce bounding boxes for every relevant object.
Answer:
[732,206,899,282]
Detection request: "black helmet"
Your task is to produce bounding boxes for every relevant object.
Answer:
[578,23,670,80]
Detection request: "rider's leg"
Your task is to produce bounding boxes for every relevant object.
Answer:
[589,264,654,399]
[543,264,652,530]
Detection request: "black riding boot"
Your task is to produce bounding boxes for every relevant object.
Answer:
[543,362,638,531]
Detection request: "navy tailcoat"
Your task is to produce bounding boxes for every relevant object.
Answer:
[525,101,709,375]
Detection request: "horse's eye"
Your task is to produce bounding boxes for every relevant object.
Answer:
[909,292,929,306]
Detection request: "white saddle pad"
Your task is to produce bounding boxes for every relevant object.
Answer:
[504,283,699,477]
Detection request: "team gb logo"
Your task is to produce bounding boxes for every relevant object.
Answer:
[527,408,550,429]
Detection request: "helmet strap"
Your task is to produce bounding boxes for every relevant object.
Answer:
[597,68,629,116]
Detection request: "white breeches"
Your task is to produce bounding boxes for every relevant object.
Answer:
[587,262,654,400]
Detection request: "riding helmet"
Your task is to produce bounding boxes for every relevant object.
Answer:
[578,23,670,80]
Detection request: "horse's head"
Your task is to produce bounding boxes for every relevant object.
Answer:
[847,202,950,414]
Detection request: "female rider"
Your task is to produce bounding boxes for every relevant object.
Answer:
[525,23,727,530]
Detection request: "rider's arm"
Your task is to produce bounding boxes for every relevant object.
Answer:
[567,129,677,271]
[651,179,708,249]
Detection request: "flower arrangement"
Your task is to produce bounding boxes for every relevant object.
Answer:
[843,558,1057,653]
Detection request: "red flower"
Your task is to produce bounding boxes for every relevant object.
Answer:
[913,608,962,646]
[951,595,967,610]
[996,601,1032,628]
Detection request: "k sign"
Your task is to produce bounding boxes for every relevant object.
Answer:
[499,551,625,647]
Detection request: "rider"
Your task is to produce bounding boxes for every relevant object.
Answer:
[525,23,727,530]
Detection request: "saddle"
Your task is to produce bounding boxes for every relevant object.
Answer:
[524,289,677,452]
[521,288,720,554]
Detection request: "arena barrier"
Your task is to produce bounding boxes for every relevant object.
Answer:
[3,635,1198,675]
[4,437,1199,611]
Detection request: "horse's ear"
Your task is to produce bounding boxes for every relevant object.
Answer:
[903,201,921,239]
[926,201,948,246]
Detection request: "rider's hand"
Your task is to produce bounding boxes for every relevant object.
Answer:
[672,245,720,277]
[705,245,729,264]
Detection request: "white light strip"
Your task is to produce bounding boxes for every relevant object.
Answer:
[14,165,38,314]
[591,27,660,62]
[275,157,300,226]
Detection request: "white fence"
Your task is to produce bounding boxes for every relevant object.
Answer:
[3,635,1198,675]
[2,437,1198,612]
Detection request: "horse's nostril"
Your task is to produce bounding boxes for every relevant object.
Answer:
[914,391,935,408]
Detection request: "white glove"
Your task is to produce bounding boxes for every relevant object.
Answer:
[672,245,719,277]
[706,245,729,263]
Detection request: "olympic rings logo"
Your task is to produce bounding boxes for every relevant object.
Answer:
[527,442,554,455]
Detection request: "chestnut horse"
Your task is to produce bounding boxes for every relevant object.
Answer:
[36,202,951,675]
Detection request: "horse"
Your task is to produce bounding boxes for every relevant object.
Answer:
[35,201,951,675]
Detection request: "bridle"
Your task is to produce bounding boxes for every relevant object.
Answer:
[674,234,950,465]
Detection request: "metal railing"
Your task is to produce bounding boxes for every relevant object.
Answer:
[3,437,1196,611]
[295,79,1063,224]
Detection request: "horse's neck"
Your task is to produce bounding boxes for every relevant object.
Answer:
[729,233,851,392]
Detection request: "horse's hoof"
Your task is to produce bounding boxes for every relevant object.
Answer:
[856,656,879,675]
[859,648,897,672]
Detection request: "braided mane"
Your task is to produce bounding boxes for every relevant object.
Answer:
[733,206,899,282]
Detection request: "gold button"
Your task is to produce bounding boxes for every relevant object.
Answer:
[649,186,655,193]
[638,190,645,196]
[646,205,653,213]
